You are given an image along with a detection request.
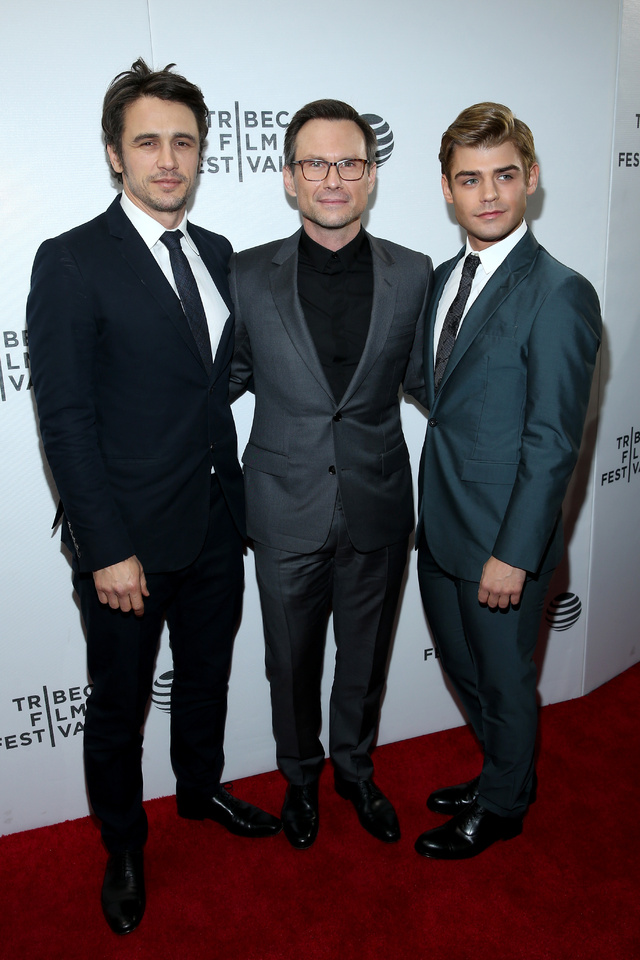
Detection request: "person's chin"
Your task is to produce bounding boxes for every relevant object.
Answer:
[151,193,188,213]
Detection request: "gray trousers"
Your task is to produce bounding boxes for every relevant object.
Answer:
[253,495,409,785]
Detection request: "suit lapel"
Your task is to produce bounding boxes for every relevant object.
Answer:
[107,198,231,381]
[425,250,464,409]
[270,230,335,398]
[188,223,233,314]
[107,199,205,370]
[435,232,540,397]
[187,224,234,384]
[338,233,398,407]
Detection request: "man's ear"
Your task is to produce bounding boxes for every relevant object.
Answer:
[441,174,454,205]
[106,144,124,176]
[526,162,540,196]
[283,165,297,198]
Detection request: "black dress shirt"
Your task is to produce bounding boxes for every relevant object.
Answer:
[298,228,373,402]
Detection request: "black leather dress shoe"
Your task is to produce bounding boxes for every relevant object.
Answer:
[428,771,537,816]
[281,782,319,849]
[414,800,522,860]
[176,786,281,837]
[427,775,480,815]
[335,775,400,843]
[101,849,145,936]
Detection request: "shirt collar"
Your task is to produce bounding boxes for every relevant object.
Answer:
[466,219,528,277]
[299,225,367,271]
[119,191,198,255]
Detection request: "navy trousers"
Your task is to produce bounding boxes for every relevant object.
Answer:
[75,476,243,852]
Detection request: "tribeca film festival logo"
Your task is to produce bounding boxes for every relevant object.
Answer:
[0,329,30,404]
[616,110,640,171]
[600,426,640,488]
[201,105,394,182]
[1,684,91,753]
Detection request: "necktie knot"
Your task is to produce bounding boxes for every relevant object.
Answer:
[463,252,480,276]
[160,229,184,252]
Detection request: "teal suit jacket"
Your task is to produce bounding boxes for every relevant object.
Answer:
[418,230,602,581]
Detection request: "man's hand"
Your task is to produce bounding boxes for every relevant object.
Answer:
[93,556,149,617]
[478,556,526,610]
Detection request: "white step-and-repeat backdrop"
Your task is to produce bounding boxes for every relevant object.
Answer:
[1,0,637,835]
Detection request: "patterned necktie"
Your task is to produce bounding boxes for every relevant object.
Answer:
[160,230,213,375]
[434,253,480,392]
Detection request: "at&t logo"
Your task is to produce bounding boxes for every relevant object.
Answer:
[152,671,173,713]
[545,593,582,632]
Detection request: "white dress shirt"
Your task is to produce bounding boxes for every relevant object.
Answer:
[119,191,229,361]
[433,220,528,364]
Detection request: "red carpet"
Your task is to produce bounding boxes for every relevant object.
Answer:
[2,663,639,960]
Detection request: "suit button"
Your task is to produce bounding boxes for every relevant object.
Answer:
[210,442,216,451]
[428,418,438,427]
[333,413,342,422]
[328,465,336,475]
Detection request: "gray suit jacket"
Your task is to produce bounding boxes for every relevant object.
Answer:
[230,229,432,553]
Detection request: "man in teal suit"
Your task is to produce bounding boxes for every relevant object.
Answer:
[415,103,602,859]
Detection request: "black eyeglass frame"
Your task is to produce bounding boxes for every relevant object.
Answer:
[289,158,370,181]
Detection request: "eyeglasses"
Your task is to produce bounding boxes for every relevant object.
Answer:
[290,159,369,181]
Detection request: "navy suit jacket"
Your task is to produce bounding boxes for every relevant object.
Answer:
[28,196,245,573]
[418,230,602,580]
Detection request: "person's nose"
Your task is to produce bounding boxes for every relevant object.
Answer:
[324,163,343,188]
[480,177,498,202]
[157,142,178,169]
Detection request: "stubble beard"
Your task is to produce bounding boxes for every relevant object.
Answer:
[302,202,360,232]
[120,158,194,216]
[139,176,193,214]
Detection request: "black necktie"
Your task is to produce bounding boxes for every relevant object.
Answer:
[434,253,480,392]
[160,230,213,374]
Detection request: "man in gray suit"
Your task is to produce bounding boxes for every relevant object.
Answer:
[230,100,432,848]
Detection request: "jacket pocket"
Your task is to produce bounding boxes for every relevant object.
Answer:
[242,442,288,477]
[461,459,519,484]
[381,441,410,476]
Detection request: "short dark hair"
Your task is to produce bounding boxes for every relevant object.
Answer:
[439,102,537,182]
[102,58,209,182]
[283,99,377,168]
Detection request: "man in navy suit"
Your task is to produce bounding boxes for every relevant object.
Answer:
[27,59,279,936]
[415,103,601,859]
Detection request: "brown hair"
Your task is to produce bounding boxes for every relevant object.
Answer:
[439,102,537,182]
[283,99,377,168]
[102,58,209,182]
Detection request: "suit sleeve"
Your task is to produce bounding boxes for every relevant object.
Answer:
[228,253,254,400]
[492,272,602,572]
[402,255,433,410]
[27,238,135,570]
